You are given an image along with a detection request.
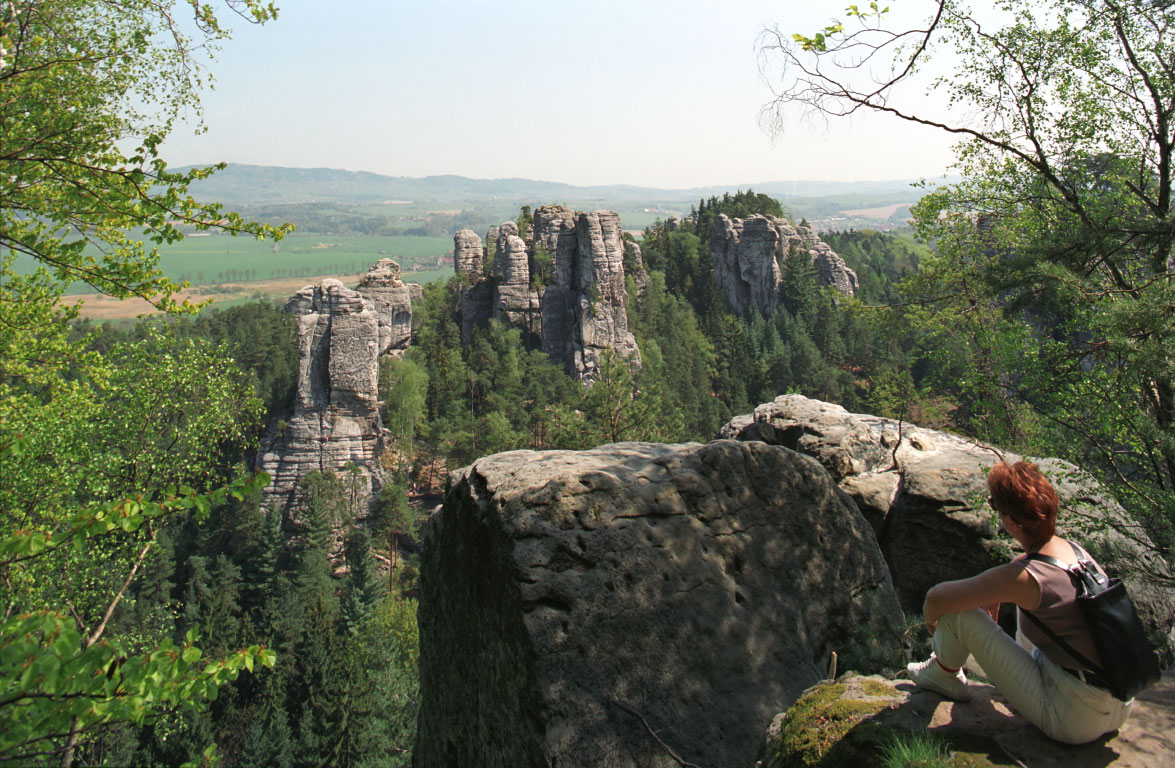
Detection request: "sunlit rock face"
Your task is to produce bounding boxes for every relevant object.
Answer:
[453,229,484,278]
[453,207,642,381]
[356,259,422,356]
[712,214,784,315]
[567,210,641,382]
[721,394,1175,649]
[414,440,903,768]
[711,214,858,315]
[257,279,384,527]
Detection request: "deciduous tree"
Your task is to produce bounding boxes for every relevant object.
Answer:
[761,0,1175,570]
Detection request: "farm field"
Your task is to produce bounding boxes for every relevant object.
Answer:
[65,267,453,321]
[11,233,453,294]
[148,233,451,287]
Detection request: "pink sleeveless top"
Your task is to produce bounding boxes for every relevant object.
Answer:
[1016,547,1102,672]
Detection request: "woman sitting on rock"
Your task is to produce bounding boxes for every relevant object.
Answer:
[906,460,1132,744]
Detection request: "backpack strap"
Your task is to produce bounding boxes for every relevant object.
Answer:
[1067,541,1109,588]
[1020,608,1103,675]
[1022,550,1106,677]
[1024,551,1070,571]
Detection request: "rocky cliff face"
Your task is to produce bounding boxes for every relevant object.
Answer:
[355,259,422,357]
[453,228,494,343]
[712,214,859,314]
[721,395,1175,649]
[453,229,484,277]
[712,214,784,315]
[453,207,641,381]
[567,210,642,381]
[415,440,904,768]
[491,222,542,342]
[257,279,385,524]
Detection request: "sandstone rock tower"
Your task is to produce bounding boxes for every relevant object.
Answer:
[258,262,421,525]
[712,214,859,315]
[257,279,384,521]
[356,259,423,357]
[454,206,641,382]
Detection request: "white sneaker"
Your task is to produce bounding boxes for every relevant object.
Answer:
[907,655,973,702]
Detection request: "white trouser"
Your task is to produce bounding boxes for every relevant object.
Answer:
[932,608,1132,744]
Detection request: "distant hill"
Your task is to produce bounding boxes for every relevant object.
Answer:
[181,164,943,207]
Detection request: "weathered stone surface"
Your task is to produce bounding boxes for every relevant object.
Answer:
[494,221,529,286]
[760,672,1175,768]
[723,395,1175,651]
[813,248,859,297]
[453,229,484,278]
[623,237,650,295]
[485,222,542,339]
[532,205,578,287]
[711,214,858,314]
[459,207,641,381]
[356,259,421,356]
[494,283,542,340]
[712,214,783,315]
[257,279,384,523]
[571,210,641,382]
[415,440,905,768]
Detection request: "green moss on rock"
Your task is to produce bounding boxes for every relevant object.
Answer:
[767,677,1011,767]
[769,681,894,767]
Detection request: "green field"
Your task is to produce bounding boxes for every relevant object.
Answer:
[158,233,451,285]
[14,233,454,294]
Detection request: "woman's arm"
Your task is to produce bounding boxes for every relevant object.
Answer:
[923,561,1040,633]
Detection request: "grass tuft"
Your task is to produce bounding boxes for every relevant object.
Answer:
[879,731,951,768]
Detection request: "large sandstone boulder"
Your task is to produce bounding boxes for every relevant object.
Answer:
[415,440,906,768]
[257,279,385,524]
[355,259,422,356]
[722,395,1175,652]
[760,672,1175,767]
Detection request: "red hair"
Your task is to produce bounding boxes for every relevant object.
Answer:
[987,461,1058,543]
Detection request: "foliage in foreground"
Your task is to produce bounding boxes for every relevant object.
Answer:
[763,0,1175,572]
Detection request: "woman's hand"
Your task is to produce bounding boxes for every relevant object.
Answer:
[982,602,1000,622]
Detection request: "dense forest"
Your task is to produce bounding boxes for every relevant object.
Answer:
[3,0,1173,765]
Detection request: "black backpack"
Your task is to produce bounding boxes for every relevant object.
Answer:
[1023,542,1161,702]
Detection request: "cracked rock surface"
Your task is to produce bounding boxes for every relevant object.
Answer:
[256,279,384,526]
[722,395,1175,651]
[711,214,858,315]
[415,440,904,768]
[452,208,641,381]
[355,259,422,356]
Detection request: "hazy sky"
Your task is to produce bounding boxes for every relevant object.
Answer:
[163,0,959,189]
